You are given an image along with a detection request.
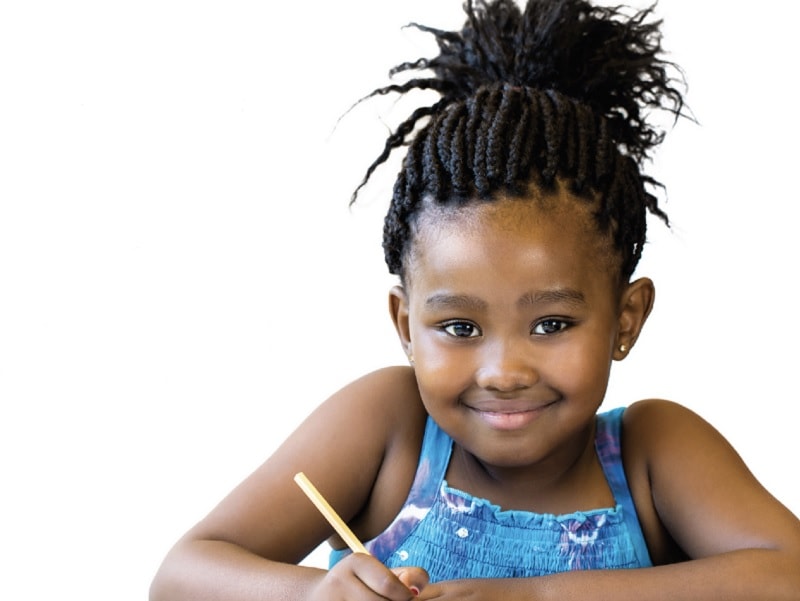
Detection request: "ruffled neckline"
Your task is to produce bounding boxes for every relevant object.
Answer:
[441,479,624,527]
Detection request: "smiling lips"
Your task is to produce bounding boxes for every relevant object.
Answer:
[471,401,557,431]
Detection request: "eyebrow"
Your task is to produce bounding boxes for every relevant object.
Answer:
[518,289,586,308]
[424,288,586,312]
[424,293,487,311]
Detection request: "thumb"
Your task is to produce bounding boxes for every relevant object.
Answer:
[391,567,430,597]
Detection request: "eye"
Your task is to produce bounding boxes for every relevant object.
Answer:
[532,318,570,335]
[441,321,482,338]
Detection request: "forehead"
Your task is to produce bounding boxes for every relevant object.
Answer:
[405,190,620,298]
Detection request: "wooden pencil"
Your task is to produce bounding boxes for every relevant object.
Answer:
[293,471,370,555]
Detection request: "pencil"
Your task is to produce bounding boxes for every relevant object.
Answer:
[293,471,370,555]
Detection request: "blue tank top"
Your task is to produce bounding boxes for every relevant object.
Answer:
[329,407,652,581]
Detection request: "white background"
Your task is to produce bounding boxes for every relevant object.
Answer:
[1,1,797,599]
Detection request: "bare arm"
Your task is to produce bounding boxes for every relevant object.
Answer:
[149,366,429,601]
[417,550,799,600]
[151,538,426,601]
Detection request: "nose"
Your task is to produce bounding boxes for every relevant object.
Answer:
[474,338,539,392]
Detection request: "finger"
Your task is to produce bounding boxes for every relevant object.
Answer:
[391,566,430,597]
[351,554,421,600]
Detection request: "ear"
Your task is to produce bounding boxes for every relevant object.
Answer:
[614,277,655,361]
[389,285,412,357]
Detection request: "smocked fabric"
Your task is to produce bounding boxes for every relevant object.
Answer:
[329,407,652,581]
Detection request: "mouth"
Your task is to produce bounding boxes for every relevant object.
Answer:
[470,400,557,431]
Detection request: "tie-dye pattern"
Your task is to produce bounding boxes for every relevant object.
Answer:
[329,407,651,581]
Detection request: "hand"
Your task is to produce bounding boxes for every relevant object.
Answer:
[309,553,429,600]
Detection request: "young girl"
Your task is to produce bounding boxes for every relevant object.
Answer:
[150,0,800,599]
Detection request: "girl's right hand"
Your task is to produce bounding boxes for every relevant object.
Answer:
[310,553,428,600]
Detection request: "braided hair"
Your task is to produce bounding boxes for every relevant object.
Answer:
[351,0,687,281]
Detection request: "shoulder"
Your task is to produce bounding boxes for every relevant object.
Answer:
[622,398,703,436]
[331,365,422,404]
[616,399,716,562]
[299,366,427,471]
[620,398,723,460]
[618,399,789,563]
[320,366,425,430]
[619,398,729,492]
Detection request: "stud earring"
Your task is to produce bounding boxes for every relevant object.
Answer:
[618,343,629,353]
[408,354,415,366]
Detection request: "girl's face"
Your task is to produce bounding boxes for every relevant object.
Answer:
[390,190,653,473]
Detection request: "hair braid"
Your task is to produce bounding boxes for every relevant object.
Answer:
[422,114,445,200]
[573,102,594,193]
[485,86,515,185]
[512,87,539,189]
[502,92,529,190]
[539,90,561,185]
[448,105,470,197]
[473,86,502,195]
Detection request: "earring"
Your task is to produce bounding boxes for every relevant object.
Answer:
[408,354,415,366]
[618,343,629,353]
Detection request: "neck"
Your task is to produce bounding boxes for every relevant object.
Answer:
[445,421,613,514]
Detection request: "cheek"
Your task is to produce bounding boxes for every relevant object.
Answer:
[410,331,474,392]
[544,336,614,392]
[412,333,459,378]
[412,360,461,413]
